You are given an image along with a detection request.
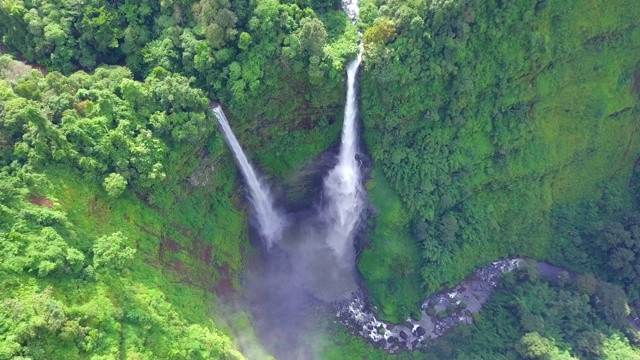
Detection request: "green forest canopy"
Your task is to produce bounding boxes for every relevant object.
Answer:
[1,0,640,358]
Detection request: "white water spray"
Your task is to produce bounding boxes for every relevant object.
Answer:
[322,52,363,261]
[341,0,359,24]
[212,106,285,248]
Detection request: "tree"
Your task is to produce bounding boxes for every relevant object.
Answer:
[363,18,396,45]
[238,32,252,50]
[193,0,238,49]
[576,273,597,295]
[103,173,127,197]
[602,334,640,360]
[517,260,540,282]
[93,231,136,271]
[515,332,551,359]
[594,282,630,326]
[298,17,327,55]
[438,213,459,244]
[577,331,605,358]
[520,313,545,333]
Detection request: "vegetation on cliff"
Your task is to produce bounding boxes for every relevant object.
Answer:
[0,56,255,358]
[431,263,640,360]
[1,0,640,358]
[0,0,356,357]
[357,0,640,322]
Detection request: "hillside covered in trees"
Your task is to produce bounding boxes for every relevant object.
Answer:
[1,0,640,359]
[358,0,640,322]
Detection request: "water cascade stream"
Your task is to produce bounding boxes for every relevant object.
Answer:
[280,51,364,302]
[212,105,285,248]
[322,53,364,262]
[212,45,365,301]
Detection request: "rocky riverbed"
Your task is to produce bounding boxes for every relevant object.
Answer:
[336,259,523,353]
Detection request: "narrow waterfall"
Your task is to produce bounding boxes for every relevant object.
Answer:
[212,106,285,248]
[322,54,363,260]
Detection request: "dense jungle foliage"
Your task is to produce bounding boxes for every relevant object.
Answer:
[1,0,640,358]
[0,56,256,359]
[0,0,357,357]
[357,0,640,322]
[430,264,640,360]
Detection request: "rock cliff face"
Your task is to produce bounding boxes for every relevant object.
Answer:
[357,0,640,321]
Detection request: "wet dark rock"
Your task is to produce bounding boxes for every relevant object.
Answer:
[337,259,527,354]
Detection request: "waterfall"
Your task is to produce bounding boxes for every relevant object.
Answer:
[322,52,363,260]
[341,0,359,24]
[212,0,364,300]
[225,3,367,356]
[212,106,285,248]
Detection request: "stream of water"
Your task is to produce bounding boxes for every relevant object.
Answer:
[321,53,363,262]
[212,105,286,249]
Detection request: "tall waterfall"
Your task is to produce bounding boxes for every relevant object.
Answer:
[322,52,363,260]
[224,3,366,357]
[212,106,285,248]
